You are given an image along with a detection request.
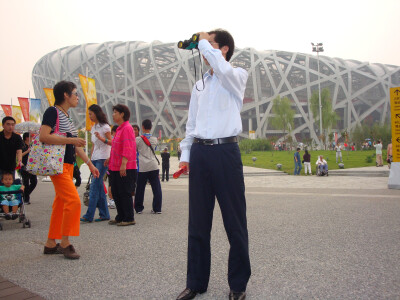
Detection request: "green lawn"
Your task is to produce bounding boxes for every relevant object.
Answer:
[241,150,387,175]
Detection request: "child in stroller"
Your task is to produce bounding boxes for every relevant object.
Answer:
[0,171,31,230]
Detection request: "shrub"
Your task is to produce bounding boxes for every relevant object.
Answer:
[239,139,273,152]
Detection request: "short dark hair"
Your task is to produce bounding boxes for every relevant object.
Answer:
[89,104,109,125]
[297,147,300,151]
[2,116,16,125]
[23,132,30,140]
[111,125,118,133]
[142,119,152,130]
[53,81,77,106]
[132,124,140,131]
[112,104,130,121]
[208,29,235,61]
[1,171,13,180]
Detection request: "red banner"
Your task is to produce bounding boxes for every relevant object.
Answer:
[18,97,30,121]
[1,105,12,116]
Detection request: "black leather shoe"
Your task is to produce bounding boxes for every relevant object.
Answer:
[229,291,246,300]
[176,288,205,300]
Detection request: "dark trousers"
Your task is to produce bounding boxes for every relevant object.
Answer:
[162,164,169,181]
[20,169,37,203]
[109,169,137,222]
[186,143,251,292]
[134,169,162,213]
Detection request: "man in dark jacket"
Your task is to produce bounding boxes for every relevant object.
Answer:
[161,147,170,182]
[0,117,23,178]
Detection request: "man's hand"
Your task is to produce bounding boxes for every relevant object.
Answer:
[179,161,189,175]
[198,32,210,42]
[104,159,109,167]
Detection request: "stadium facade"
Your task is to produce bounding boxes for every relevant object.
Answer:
[32,41,400,143]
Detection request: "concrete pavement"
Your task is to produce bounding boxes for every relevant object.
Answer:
[0,158,399,299]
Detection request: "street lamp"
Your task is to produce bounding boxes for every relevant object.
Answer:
[311,42,324,144]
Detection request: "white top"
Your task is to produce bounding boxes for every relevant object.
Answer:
[316,158,327,165]
[374,143,382,154]
[335,145,342,152]
[179,39,248,163]
[91,123,111,160]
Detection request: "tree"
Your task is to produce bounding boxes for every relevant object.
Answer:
[310,88,340,148]
[270,95,295,145]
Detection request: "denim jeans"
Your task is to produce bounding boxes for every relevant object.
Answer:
[83,159,110,221]
[294,161,302,175]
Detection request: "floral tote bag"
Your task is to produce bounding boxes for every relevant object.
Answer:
[26,110,66,176]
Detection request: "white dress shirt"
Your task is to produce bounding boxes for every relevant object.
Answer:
[180,39,248,163]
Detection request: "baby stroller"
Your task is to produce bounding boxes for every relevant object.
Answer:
[316,165,329,176]
[0,178,31,231]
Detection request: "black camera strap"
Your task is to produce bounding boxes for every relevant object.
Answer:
[192,49,205,91]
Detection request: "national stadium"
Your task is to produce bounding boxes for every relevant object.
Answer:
[32,41,400,143]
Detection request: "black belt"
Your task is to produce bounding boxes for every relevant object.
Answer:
[193,136,237,146]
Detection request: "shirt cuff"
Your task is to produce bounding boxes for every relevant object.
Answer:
[180,150,190,163]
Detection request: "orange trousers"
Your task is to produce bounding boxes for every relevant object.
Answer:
[48,163,81,239]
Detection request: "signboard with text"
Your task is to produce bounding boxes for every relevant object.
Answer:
[390,87,400,162]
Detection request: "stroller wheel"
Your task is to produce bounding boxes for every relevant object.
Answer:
[23,220,31,228]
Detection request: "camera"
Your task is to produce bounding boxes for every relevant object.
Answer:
[177,34,200,50]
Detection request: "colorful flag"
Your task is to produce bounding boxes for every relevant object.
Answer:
[1,105,12,116]
[29,99,41,123]
[12,106,23,124]
[79,74,97,131]
[0,110,5,130]
[43,88,55,106]
[18,97,30,121]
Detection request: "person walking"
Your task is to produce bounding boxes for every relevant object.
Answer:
[20,132,37,204]
[294,147,302,175]
[387,140,392,169]
[134,119,162,214]
[335,142,343,163]
[81,104,111,223]
[176,30,251,300]
[0,116,23,179]
[303,149,312,175]
[41,81,99,259]
[107,104,137,226]
[374,139,383,167]
[161,147,170,182]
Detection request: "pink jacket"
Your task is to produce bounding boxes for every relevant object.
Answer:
[108,121,137,171]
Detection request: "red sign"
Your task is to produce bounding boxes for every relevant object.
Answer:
[18,97,30,121]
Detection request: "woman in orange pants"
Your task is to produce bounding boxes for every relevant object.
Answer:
[40,81,99,259]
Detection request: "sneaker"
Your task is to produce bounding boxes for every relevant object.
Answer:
[60,244,80,259]
[117,220,136,226]
[94,218,110,222]
[11,213,18,220]
[108,219,120,225]
[108,199,115,209]
[80,217,92,223]
[5,213,11,220]
[136,211,143,214]
[151,210,162,214]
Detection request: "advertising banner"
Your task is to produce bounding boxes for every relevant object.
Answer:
[43,88,55,106]
[79,74,97,131]
[30,98,41,123]
[18,97,30,121]
[1,105,12,116]
[12,105,23,124]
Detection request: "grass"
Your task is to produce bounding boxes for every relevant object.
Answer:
[241,149,387,175]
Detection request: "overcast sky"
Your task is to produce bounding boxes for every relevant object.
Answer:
[1,0,399,106]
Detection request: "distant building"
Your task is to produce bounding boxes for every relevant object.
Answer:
[32,41,400,143]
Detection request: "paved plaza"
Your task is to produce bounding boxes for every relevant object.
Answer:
[1,158,400,299]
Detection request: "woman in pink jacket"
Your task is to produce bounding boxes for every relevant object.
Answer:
[106,104,137,226]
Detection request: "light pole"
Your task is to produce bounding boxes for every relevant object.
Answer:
[311,42,324,144]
